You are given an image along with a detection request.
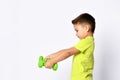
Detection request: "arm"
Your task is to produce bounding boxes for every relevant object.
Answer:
[45,50,66,59]
[45,47,80,68]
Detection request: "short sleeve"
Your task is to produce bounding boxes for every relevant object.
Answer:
[74,37,93,53]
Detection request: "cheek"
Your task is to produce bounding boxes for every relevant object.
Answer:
[77,30,85,38]
[78,30,84,35]
[76,31,82,37]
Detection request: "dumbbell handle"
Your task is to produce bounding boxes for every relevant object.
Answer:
[38,56,58,71]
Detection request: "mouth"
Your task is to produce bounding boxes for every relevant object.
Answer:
[76,35,79,38]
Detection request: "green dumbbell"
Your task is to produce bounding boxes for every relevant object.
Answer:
[38,56,58,71]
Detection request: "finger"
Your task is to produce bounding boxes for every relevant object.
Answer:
[45,62,52,69]
[45,56,49,58]
[45,64,50,69]
[45,57,51,61]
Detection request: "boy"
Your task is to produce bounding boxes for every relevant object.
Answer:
[45,13,95,80]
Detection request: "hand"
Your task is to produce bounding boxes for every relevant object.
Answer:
[45,56,51,59]
[45,61,54,69]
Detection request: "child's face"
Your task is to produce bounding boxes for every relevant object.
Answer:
[74,23,89,39]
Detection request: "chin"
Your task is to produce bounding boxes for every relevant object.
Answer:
[77,36,81,39]
[76,35,83,39]
[79,36,85,39]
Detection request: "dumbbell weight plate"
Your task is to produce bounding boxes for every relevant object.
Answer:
[38,56,44,68]
[52,63,58,71]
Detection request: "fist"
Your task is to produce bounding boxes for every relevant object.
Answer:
[45,61,54,69]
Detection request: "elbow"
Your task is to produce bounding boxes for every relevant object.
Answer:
[66,50,73,57]
[60,49,73,57]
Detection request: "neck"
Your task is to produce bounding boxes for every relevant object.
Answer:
[80,32,93,39]
[85,32,93,38]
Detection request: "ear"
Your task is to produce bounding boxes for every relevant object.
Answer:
[84,24,90,32]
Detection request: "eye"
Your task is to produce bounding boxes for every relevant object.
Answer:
[75,30,78,32]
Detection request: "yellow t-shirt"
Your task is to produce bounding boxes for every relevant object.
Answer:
[71,36,95,80]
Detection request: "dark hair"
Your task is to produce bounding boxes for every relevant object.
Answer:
[72,13,95,33]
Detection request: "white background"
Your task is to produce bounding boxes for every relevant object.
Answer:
[0,0,120,80]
